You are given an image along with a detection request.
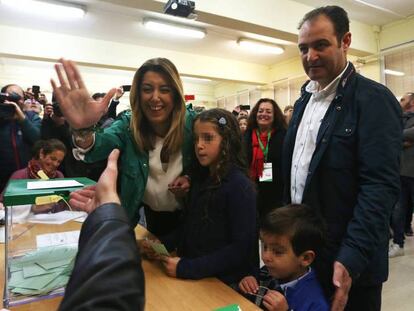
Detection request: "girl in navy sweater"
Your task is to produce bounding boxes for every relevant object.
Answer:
[143,108,258,285]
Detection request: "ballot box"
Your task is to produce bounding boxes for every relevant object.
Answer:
[2,177,95,307]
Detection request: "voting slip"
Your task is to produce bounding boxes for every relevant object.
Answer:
[149,241,170,257]
[214,304,242,311]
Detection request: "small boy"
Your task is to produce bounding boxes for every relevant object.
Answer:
[239,204,329,311]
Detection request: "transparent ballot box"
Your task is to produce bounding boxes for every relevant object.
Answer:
[2,178,95,307]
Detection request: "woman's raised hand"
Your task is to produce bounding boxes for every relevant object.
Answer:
[50,58,116,129]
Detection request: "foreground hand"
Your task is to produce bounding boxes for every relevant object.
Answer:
[168,175,190,197]
[262,290,289,311]
[69,149,121,213]
[239,276,259,294]
[51,58,115,129]
[331,261,352,311]
[161,256,180,277]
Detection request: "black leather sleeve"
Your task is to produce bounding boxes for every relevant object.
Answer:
[58,203,145,311]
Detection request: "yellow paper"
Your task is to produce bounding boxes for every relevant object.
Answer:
[37,170,49,180]
[35,195,62,205]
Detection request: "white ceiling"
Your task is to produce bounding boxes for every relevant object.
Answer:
[0,0,298,67]
[0,0,413,87]
[293,0,414,26]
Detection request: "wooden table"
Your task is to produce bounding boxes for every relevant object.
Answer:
[1,222,260,310]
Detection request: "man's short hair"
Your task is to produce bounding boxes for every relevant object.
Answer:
[298,5,349,44]
[260,204,325,257]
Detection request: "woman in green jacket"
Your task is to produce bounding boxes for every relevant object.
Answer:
[51,58,195,234]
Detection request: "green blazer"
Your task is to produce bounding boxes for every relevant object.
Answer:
[84,109,195,226]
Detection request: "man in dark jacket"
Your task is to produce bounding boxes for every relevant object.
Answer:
[0,84,41,192]
[389,92,414,257]
[58,149,145,311]
[283,6,401,311]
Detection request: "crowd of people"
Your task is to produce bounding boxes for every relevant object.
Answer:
[0,4,410,311]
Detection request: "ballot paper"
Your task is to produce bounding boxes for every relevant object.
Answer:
[149,241,170,257]
[8,244,77,296]
[27,180,83,190]
[214,304,242,311]
[28,211,87,225]
[36,230,80,248]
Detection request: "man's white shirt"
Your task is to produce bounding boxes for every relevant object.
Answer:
[290,62,349,204]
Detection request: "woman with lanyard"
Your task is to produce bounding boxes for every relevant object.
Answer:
[243,98,287,218]
[50,58,195,236]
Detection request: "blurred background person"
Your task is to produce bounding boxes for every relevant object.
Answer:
[243,98,286,218]
[239,109,249,118]
[389,92,414,257]
[0,139,67,216]
[238,115,248,135]
[0,84,41,192]
[283,105,294,125]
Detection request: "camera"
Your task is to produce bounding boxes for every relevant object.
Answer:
[32,85,40,100]
[164,0,195,17]
[0,92,21,104]
[0,92,21,119]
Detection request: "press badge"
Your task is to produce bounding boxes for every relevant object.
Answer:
[259,163,273,182]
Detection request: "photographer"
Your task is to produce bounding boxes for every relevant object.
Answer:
[0,84,41,192]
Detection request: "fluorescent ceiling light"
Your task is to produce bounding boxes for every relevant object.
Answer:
[182,76,212,83]
[384,69,405,76]
[0,0,86,19]
[238,38,284,55]
[143,19,205,39]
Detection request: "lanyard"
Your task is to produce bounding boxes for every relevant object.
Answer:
[256,129,271,161]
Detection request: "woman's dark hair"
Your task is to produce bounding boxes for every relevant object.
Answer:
[193,108,248,182]
[32,139,67,160]
[261,204,325,257]
[248,98,287,131]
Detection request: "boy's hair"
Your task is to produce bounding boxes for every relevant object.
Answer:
[260,204,325,256]
[193,108,248,182]
[298,5,349,45]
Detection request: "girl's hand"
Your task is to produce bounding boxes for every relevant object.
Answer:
[168,175,190,197]
[140,239,162,260]
[161,256,181,277]
[50,58,116,129]
[239,276,259,294]
[262,290,289,311]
